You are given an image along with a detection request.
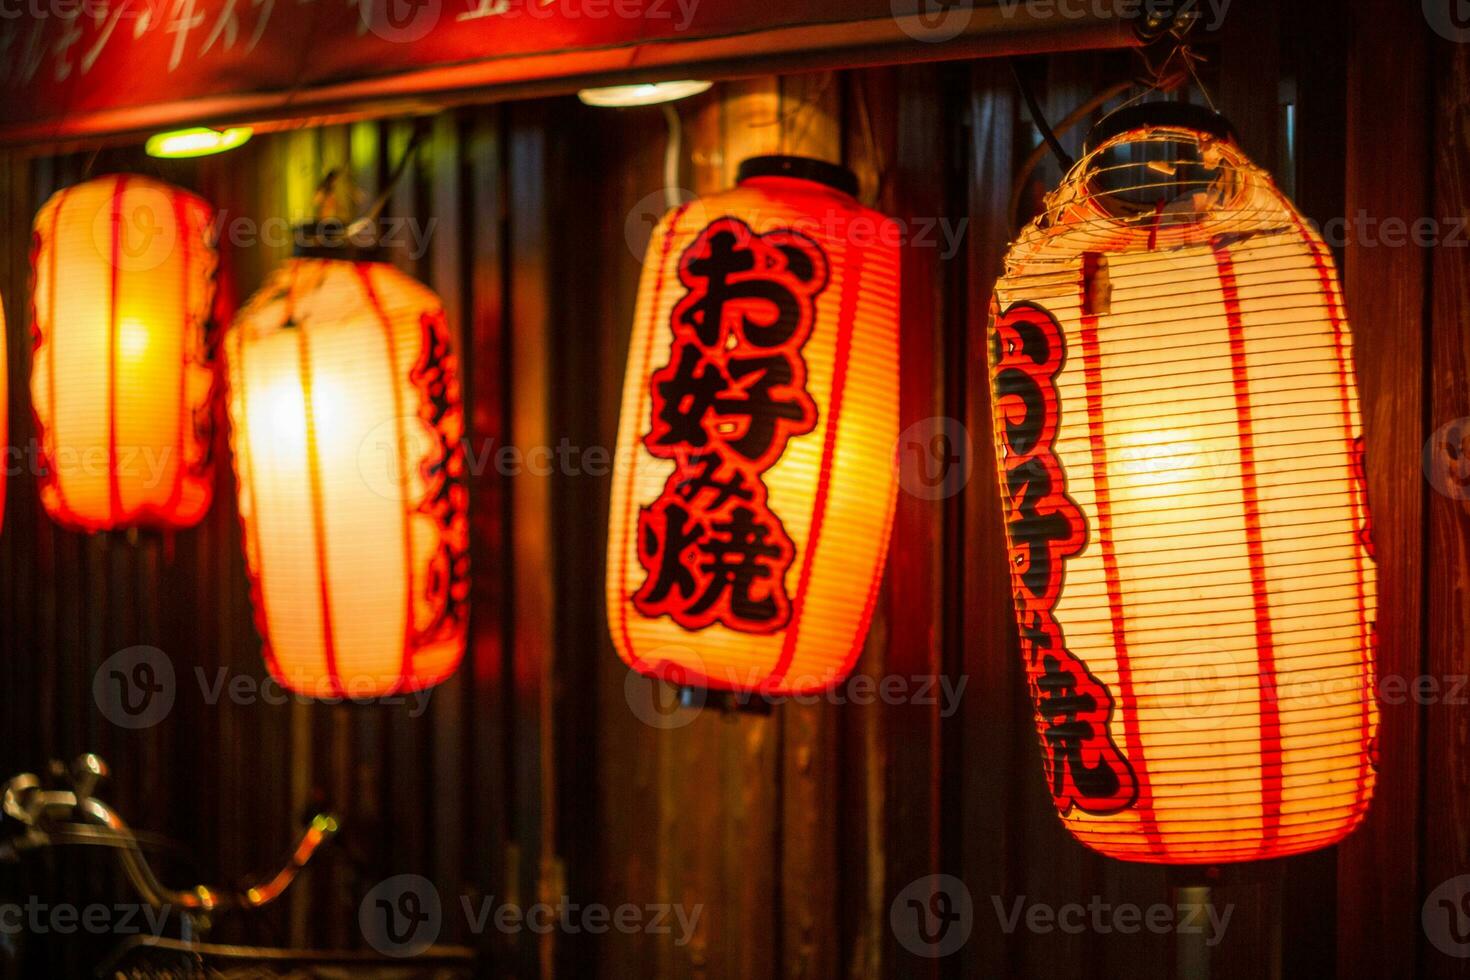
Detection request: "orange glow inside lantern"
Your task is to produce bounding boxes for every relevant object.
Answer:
[225,234,468,697]
[989,105,1378,864]
[607,156,901,697]
[30,174,218,532]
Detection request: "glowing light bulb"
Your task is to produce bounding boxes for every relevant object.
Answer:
[118,318,151,362]
[577,80,712,107]
[146,126,253,159]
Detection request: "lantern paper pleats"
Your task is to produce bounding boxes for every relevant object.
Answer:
[225,257,468,697]
[989,115,1378,863]
[607,157,900,696]
[30,175,218,532]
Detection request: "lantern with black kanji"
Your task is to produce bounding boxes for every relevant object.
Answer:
[30,175,218,532]
[988,104,1377,863]
[607,156,901,696]
[224,227,468,697]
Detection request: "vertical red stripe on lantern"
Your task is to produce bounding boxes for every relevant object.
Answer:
[295,324,343,698]
[607,161,900,696]
[1076,276,1165,858]
[767,236,864,690]
[107,175,126,526]
[1214,243,1283,854]
[166,188,193,515]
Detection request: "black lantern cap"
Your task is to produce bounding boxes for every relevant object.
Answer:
[292,219,390,263]
[1084,103,1237,156]
[736,155,859,197]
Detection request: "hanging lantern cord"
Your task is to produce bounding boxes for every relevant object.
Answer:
[345,122,430,242]
[661,102,683,214]
[1007,80,1133,232]
[1010,59,1074,174]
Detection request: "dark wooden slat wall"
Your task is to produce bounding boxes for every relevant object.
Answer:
[0,3,1463,975]
[1336,1,1432,978]
[1428,22,1470,980]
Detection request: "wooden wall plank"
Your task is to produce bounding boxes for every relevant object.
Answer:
[960,57,1028,980]
[876,61,947,980]
[1336,1,1432,977]
[463,102,514,974]
[507,100,559,980]
[1425,27,1470,980]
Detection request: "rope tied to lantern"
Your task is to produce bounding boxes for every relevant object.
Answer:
[989,104,1378,864]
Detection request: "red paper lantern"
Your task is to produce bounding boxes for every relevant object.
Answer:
[607,157,901,696]
[30,174,218,532]
[989,106,1377,863]
[225,236,468,697]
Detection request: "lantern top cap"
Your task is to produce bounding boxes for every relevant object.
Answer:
[291,219,390,263]
[1083,102,1237,156]
[736,155,859,198]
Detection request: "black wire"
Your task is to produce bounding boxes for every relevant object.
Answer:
[1010,59,1075,173]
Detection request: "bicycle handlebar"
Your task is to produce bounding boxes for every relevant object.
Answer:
[2,754,338,914]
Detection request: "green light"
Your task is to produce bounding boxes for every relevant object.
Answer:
[146,126,253,159]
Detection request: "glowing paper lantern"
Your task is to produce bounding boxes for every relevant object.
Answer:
[225,237,468,697]
[30,175,218,532]
[607,156,900,696]
[989,105,1377,863]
